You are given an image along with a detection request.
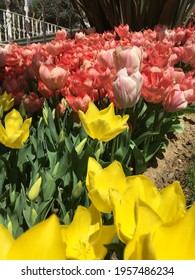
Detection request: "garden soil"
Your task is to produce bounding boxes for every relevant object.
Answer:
[143,113,195,203]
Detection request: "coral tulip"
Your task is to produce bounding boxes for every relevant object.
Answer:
[39,64,68,91]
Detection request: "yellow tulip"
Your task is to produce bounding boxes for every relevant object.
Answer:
[110,175,186,243]
[0,215,66,260]
[0,109,31,149]
[61,205,116,260]
[78,102,129,142]
[0,91,14,112]
[86,157,129,213]
[124,203,195,260]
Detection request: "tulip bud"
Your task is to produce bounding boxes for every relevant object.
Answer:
[59,129,65,143]
[72,180,83,199]
[10,189,16,204]
[52,162,59,177]
[7,219,12,235]
[63,212,71,225]
[42,107,49,126]
[75,138,87,155]
[31,208,38,224]
[28,177,42,201]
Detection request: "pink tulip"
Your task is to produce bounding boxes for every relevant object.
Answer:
[45,41,64,56]
[113,46,142,74]
[55,29,68,41]
[65,94,91,112]
[141,66,185,104]
[162,84,189,112]
[182,42,195,67]
[114,24,129,38]
[112,68,143,108]
[97,49,115,69]
[38,80,53,98]
[39,64,68,91]
[23,92,44,115]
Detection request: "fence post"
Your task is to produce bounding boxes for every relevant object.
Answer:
[5,0,12,43]
[40,0,46,44]
[24,0,30,44]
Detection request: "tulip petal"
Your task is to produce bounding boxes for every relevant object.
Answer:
[86,157,102,191]
[7,215,66,260]
[0,225,14,259]
[152,203,195,260]
[158,181,186,222]
[21,118,32,142]
[4,109,23,134]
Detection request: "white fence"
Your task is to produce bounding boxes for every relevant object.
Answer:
[0,9,64,45]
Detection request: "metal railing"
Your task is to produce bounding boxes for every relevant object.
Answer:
[0,9,65,45]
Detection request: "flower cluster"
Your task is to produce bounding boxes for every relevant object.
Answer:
[0,24,194,115]
[1,157,194,260]
[0,24,194,260]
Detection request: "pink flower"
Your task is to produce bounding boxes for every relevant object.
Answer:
[97,49,115,69]
[45,41,64,56]
[162,84,189,112]
[55,29,68,41]
[114,24,129,38]
[113,46,142,74]
[141,66,184,104]
[39,64,68,91]
[38,81,53,98]
[182,41,195,67]
[112,68,143,108]
[65,94,91,112]
[56,98,67,117]
[23,92,44,115]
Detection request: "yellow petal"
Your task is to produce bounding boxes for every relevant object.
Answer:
[87,160,128,213]
[124,201,162,260]
[78,102,129,142]
[109,188,136,243]
[152,203,195,260]
[86,157,103,191]
[4,109,23,135]
[7,215,66,260]
[126,175,160,209]
[61,206,96,259]
[21,117,32,142]
[0,225,14,260]
[92,225,116,259]
[124,233,157,260]
[158,181,186,222]
[85,101,101,119]
[88,189,112,213]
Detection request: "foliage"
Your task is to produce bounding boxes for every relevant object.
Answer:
[71,0,195,32]
[0,23,195,259]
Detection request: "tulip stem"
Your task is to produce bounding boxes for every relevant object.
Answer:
[111,136,117,162]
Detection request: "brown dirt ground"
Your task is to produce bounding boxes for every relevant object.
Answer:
[143,113,195,204]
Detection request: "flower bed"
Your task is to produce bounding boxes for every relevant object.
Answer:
[0,24,195,259]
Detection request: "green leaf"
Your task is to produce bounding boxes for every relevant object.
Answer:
[129,140,146,174]
[134,131,159,146]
